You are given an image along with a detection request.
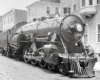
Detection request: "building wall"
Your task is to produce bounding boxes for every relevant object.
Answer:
[72,0,80,13]
[3,10,15,31]
[60,0,72,16]
[85,6,100,53]
[60,0,100,53]
[15,9,27,24]
[2,9,27,32]
[60,0,82,16]
[71,0,100,53]
[27,1,60,23]
[0,16,2,31]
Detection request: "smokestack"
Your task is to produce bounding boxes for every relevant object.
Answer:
[63,7,71,15]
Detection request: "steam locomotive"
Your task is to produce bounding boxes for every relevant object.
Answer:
[0,14,96,78]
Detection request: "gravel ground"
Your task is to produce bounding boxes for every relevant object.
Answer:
[0,54,100,80]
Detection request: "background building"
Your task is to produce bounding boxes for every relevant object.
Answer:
[40,0,60,3]
[0,16,2,32]
[60,0,72,16]
[26,1,60,23]
[60,0,100,53]
[2,9,27,32]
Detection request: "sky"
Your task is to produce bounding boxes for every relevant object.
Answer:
[0,0,39,16]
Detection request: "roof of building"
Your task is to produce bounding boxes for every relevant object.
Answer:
[3,8,27,17]
[26,1,60,8]
[40,0,60,3]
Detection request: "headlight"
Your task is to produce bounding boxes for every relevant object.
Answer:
[76,24,83,32]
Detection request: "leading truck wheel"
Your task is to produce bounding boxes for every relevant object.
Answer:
[0,49,7,56]
[23,47,31,63]
[4,51,7,56]
[48,64,53,71]
[6,48,12,57]
[59,64,67,75]
[6,51,11,57]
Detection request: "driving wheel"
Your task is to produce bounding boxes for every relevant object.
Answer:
[23,47,31,63]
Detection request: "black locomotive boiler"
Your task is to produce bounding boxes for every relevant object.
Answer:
[0,14,96,78]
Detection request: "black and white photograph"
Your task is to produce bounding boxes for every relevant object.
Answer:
[0,0,100,80]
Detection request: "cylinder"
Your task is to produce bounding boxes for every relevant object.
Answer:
[50,52,60,65]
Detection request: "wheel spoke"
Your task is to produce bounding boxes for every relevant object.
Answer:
[31,59,37,65]
[39,60,46,68]
[23,48,30,63]
[48,64,53,71]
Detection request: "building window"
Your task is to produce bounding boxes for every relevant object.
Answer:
[84,25,88,43]
[97,0,100,4]
[55,7,59,14]
[63,7,70,14]
[47,6,50,14]
[28,9,30,17]
[32,12,33,16]
[64,8,66,14]
[97,24,100,42]
[84,35,88,43]
[3,21,4,25]
[11,15,13,22]
[82,0,85,7]
[89,0,93,5]
[8,18,9,23]
[73,4,76,11]
[3,20,5,25]
[9,16,11,22]
[6,19,7,24]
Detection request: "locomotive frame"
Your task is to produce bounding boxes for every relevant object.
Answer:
[0,14,97,78]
